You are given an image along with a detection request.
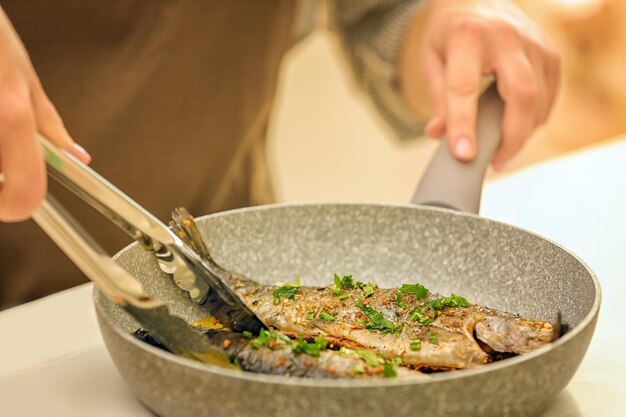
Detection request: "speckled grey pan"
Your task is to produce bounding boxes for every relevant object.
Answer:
[93,88,601,417]
[95,203,600,417]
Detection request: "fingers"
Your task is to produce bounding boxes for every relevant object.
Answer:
[492,51,537,169]
[29,77,91,164]
[423,49,447,138]
[419,0,561,167]
[0,75,46,222]
[443,28,484,161]
[540,44,561,125]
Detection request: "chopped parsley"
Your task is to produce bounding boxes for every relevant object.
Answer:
[272,279,301,304]
[383,358,402,378]
[356,298,403,334]
[410,308,436,325]
[334,274,355,290]
[429,331,439,345]
[355,349,401,378]
[395,290,406,308]
[410,292,470,325]
[409,337,422,351]
[242,330,253,339]
[383,362,397,378]
[318,312,336,322]
[352,363,365,375]
[249,329,328,357]
[306,310,336,321]
[333,274,376,299]
[292,336,328,357]
[356,350,382,367]
[398,283,429,300]
[249,329,279,349]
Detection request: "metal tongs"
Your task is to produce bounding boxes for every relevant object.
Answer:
[32,194,232,363]
[34,135,264,333]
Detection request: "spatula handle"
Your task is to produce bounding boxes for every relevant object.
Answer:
[412,84,504,214]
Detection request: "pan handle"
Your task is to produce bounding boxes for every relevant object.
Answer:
[411,84,504,214]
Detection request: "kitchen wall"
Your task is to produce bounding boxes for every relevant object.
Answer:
[269,30,437,204]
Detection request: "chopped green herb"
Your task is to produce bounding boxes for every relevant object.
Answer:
[250,329,277,349]
[276,332,293,344]
[429,331,439,345]
[410,337,422,351]
[305,310,315,320]
[444,293,470,307]
[333,274,376,298]
[383,362,397,378]
[398,283,429,300]
[242,330,253,339]
[292,336,328,357]
[334,274,356,289]
[395,290,406,307]
[333,274,355,298]
[360,283,376,298]
[272,279,301,304]
[357,350,383,367]
[410,308,436,325]
[426,293,471,310]
[352,363,365,375]
[356,298,403,334]
[383,357,402,378]
[318,312,336,322]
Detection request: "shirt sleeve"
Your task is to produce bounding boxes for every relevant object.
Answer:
[329,0,426,140]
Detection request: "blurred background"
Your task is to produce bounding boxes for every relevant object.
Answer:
[268,0,626,203]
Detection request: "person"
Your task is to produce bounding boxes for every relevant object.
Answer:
[0,0,559,309]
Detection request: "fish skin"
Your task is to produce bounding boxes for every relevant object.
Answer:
[234,279,554,370]
[133,328,426,379]
[206,330,427,379]
[171,208,556,371]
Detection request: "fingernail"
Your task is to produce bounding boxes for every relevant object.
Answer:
[71,143,92,164]
[455,137,472,159]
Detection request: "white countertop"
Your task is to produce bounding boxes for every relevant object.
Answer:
[2,138,626,416]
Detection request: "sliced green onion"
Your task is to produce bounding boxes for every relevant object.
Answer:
[409,337,422,351]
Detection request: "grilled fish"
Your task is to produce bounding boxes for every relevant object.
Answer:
[134,326,427,380]
[169,208,558,373]
[233,278,556,370]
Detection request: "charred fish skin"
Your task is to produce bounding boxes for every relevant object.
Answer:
[236,281,489,369]
[170,208,557,372]
[133,327,426,380]
[233,278,555,370]
[206,330,426,380]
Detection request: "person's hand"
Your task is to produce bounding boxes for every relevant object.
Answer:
[399,0,560,169]
[0,8,90,222]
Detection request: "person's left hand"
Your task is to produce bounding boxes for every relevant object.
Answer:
[399,0,560,170]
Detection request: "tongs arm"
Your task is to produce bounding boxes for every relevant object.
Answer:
[39,135,175,249]
[32,194,160,309]
[38,135,265,333]
[32,194,235,364]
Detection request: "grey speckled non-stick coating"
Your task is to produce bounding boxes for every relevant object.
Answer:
[94,203,600,417]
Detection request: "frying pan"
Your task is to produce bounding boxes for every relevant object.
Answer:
[94,87,600,417]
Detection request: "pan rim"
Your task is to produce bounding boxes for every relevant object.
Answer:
[100,201,601,388]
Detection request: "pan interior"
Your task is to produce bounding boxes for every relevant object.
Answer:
[103,203,597,354]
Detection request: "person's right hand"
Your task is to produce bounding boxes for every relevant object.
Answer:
[0,8,91,222]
